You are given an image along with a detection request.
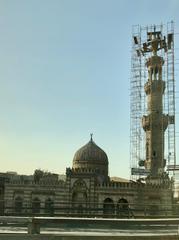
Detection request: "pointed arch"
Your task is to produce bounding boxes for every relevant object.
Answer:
[103,198,115,216]
[32,197,41,214]
[72,179,88,215]
[45,198,54,215]
[14,196,23,214]
[116,198,129,217]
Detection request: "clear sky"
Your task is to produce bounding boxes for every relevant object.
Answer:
[0,0,179,178]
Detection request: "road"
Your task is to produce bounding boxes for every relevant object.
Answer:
[0,226,178,239]
[0,217,179,239]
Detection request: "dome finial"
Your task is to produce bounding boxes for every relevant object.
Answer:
[90,133,93,142]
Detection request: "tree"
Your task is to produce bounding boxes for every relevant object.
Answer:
[33,169,44,183]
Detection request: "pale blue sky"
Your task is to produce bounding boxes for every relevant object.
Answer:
[0,0,179,178]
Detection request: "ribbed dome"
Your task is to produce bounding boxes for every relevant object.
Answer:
[73,140,108,163]
[72,136,108,178]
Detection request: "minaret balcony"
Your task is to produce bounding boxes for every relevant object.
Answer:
[146,55,164,68]
[144,80,165,95]
[142,114,169,131]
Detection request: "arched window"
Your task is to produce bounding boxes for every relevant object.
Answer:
[45,198,54,215]
[116,198,129,217]
[32,197,41,214]
[103,198,115,216]
[14,196,23,214]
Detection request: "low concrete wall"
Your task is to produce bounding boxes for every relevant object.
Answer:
[0,234,178,240]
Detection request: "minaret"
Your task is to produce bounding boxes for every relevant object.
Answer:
[142,30,169,177]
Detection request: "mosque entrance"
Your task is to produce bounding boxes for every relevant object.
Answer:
[72,191,87,215]
[72,179,88,216]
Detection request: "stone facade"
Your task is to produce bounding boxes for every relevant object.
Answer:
[0,137,174,217]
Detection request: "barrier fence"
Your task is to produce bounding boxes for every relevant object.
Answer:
[0,216,179,235]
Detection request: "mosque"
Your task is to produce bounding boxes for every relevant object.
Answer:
[0,23,177,217]
[0,133,173,217]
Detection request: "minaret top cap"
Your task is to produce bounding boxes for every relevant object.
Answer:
[90,133,93,142]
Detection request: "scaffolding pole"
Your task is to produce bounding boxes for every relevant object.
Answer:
[130,22,176,180]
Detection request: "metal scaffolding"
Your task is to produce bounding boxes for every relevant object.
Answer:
[130,22,176,180]
[166,22,176,175]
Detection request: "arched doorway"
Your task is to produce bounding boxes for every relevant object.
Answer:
[72,191,87,214]
[45,198,54,215]
[72,179,87,216]
[32,197,41,214]
[116,198,129,217]
[103,198,115,217]
[14,196,23,214]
